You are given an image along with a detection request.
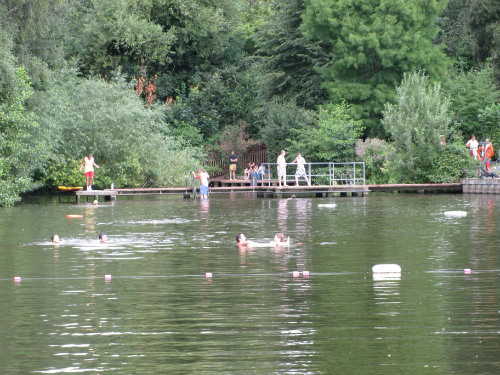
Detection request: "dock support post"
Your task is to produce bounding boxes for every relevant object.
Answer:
[340,192,347,197]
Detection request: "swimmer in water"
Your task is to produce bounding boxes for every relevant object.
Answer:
[236,233,252,248]
[52,234,60,243]
[273,233,289,246]
[99,233,108,243]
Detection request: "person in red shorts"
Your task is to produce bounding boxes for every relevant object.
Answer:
[79,153,100,190]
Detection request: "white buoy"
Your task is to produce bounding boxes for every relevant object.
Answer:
[205,272,213,278]
[292,271,300,278]
[444,211,467,217]
[372,264,401,274]
[318,204,337,208]
[464,268,472,274]
[302,271,310,277]
[104,274,112,281]
[13,276,21,283]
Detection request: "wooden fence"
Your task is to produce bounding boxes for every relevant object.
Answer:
[203,144,268,178]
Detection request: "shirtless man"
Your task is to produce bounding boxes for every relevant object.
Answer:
[79,153,100,190]
[292,153,311,186]
[236,233,252,248]
[466,135,479,159]
[192,168,210,199]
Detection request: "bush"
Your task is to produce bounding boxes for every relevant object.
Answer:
[355,138,395,184]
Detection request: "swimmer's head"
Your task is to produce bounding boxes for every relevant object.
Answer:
[92,199,98,205]
[99,233,108,242]
[235,233,246,243]
[275,233,285,242]
[52,234,60,243]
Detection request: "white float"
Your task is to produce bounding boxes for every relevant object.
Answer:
[318,203,337,208]
[444,211,467,217]
[372,264,401,274]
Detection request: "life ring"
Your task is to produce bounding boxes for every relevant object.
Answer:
[477,146,484,160]
[486,144,494,159]
[66,214,83,219]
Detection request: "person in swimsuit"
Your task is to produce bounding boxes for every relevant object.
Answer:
[192,168,210,199]
[79,153,100,190]
[292,153,311,186]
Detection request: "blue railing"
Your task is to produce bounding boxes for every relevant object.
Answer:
[258,162,365,186]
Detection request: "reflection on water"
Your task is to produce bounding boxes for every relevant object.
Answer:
[0,194,499,374]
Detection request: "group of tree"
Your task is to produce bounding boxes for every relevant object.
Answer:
[1,0,499,206]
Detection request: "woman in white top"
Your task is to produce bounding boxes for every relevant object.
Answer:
[79,153,100,190]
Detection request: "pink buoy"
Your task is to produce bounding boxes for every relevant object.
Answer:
[104,274,112,281]
[13,276,21,283]
[302,271,310,277]
[292,271,300,278]
[297,243,303,246]
[464,268,472,274]
[205,272,213,278]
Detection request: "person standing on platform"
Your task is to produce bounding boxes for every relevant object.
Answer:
[192,168,210,199]
[229,151,238,180]
[292,153,311,186]
[277,150,287,187]
[466,135,479,159]
[79,153,99,191]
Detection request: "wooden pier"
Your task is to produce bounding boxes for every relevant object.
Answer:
[107,184,369,199]
[76,189,118,202]
[60,180,482,203]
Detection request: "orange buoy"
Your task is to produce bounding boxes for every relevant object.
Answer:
[66,214,83,219]
[485,144,494,159]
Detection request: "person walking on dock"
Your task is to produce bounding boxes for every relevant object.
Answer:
[466,135,479,159]
[229,151,238,180]
[192,168,210,199]
[292,153,311,186]
[79,153,99,191]
[277,150,287,187]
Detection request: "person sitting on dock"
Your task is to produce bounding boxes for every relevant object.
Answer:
[192,168,210,199]
[244,162,254,180]
[292,153,311,186]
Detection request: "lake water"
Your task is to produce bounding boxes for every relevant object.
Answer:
[0,193,499,374]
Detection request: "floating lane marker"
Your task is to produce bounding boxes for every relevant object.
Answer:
[372,264,401,274]
[318,204,337,208]
[444,211,467,217]
[464,268,472,274]
[104,274,112,281]
[13,276,21,283]
[205,272,213,278]
[66,214,83,219]
[292,271,300,278]
[302,271,310,277]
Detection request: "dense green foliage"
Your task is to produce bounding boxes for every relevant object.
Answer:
[1,0,500,205]
[383,71,475,183]
[302,0,450,137]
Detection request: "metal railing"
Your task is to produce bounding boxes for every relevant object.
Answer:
[258,162,365,186]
